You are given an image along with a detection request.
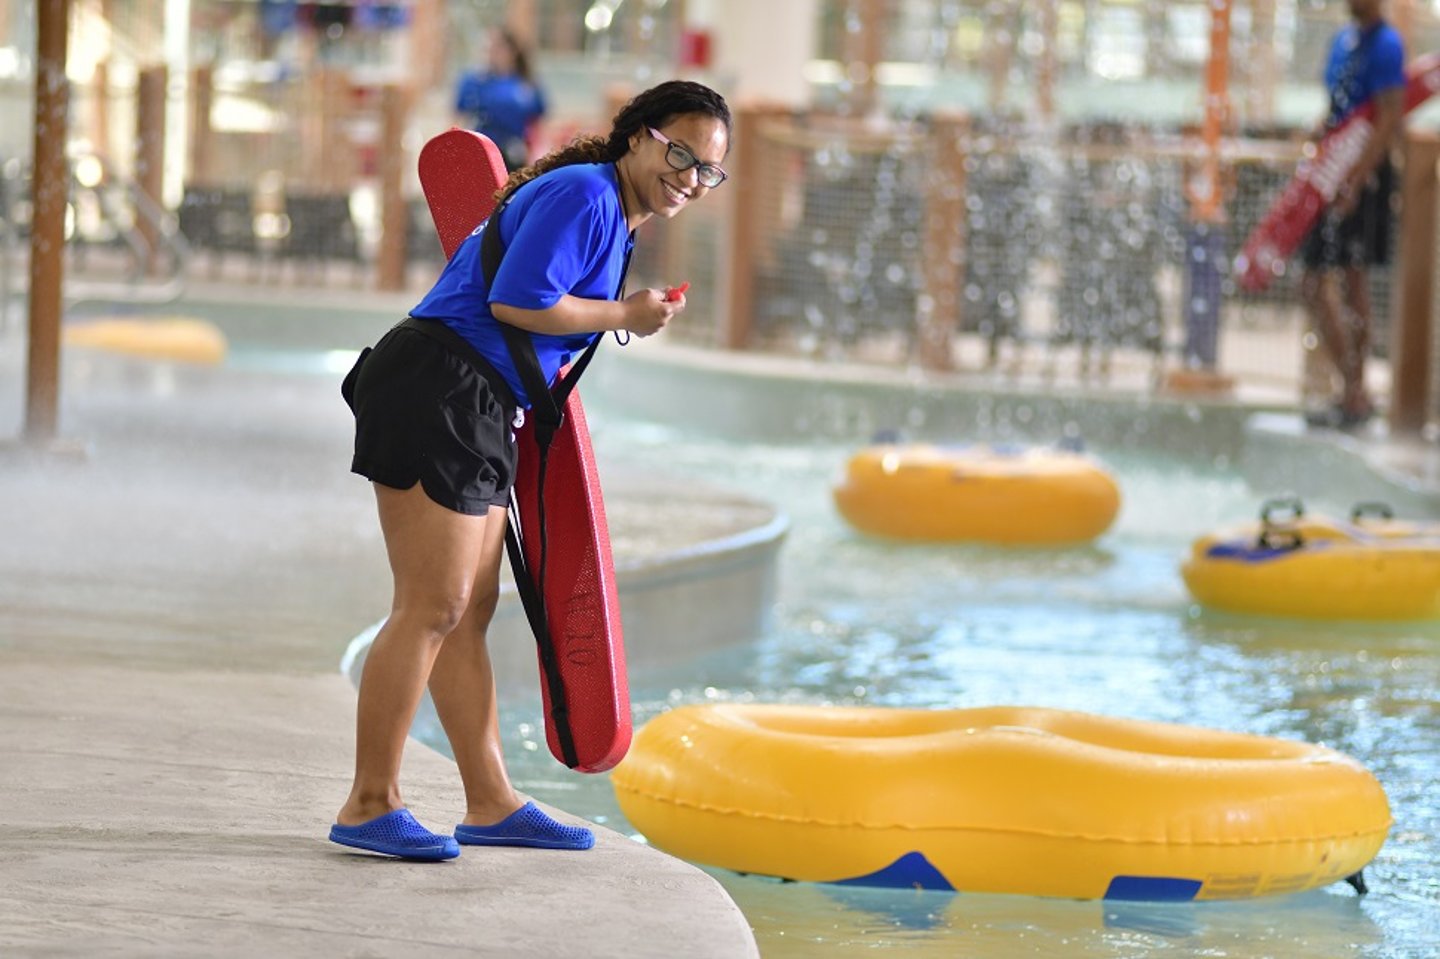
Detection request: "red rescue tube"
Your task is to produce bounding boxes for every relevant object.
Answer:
[419,128,631,771]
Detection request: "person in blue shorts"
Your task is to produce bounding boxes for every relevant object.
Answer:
[1300,0,1405,429]
[455,28,547,171]
[331,80,731,860]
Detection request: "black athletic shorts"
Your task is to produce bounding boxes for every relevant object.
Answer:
[342,319,518,515]
[1300,159,1395,270]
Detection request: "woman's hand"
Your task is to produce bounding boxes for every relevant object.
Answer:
[493,285,688,337]
[621,288,685,337]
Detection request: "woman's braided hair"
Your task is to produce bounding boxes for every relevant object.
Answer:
[495,80,731,203]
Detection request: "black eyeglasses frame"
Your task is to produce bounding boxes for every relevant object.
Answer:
[646,127,728,188]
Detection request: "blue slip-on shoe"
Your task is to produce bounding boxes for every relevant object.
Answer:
[329,808,461,861]
[454,801,595,850]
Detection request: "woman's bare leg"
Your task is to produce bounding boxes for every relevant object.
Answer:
[427,504,525,825]
[337,483,489,826]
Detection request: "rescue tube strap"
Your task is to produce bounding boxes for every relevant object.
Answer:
[478,202,632,769]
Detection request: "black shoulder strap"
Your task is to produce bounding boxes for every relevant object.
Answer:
[480,203,614,771]
[482,209,604,449]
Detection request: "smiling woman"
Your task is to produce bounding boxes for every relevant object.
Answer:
[331,80,733,862]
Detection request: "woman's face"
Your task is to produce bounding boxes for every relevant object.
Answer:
[1346,0,1382,21]
[624,113,730,221]
[488,32,517,73]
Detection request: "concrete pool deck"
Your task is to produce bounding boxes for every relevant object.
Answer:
[0,294,766,957]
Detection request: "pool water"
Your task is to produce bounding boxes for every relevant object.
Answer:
[417,412,1440,958]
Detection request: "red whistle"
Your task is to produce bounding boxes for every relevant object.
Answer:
[663,281,691,302]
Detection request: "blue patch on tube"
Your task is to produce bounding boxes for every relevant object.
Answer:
[832,852,956,891]
[1206,543,1299,562]
[1103,875,1203,901]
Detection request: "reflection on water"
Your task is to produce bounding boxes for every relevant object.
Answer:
[713,881,1385,957]
[416,414,1440,958]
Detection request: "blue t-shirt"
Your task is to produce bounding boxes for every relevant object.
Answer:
[411,163,633,408]
[454,72,545,153]
[1323,21,1405,127]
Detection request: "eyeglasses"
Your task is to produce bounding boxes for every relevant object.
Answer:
[647,127,728,189]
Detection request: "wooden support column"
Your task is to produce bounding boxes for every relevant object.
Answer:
[408,0,445,91]
[916,113,968,372]
[1388,131,1440,435]
[25,0,70,445]
[135,64,168,273]
[1142,0,1166,78]
[1036,0,1059,122]
[985,4,1015,114]
[721,102,788,350]
[189,63,214,185]
[375,84,410,292]
[302,67,352,190]
[1163,0,1236,394]
[321,69,353,188]
[91,59,111,163]
[1248,0,1277,127]
[843,0,884,117]
[299,64,324,188]
[1194,0,1231,227]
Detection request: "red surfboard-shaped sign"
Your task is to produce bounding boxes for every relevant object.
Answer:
[1235,52,1440,293]
[418,128,631,772]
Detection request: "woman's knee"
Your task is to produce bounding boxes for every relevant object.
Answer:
[392,589,473,640]
[469,581,502,625]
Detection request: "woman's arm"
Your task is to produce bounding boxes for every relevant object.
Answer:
[492,288,684,338]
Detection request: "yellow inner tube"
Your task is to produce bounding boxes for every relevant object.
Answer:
[1182,515,1440,621]
[832,444,1120,545]
[63,317,228,366]
[612,703,1390,901]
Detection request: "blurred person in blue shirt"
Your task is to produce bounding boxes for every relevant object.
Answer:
[455,28,547,170]
[1300,0,1405,429]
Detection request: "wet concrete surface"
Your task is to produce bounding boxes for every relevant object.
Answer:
[0,316,763,958]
